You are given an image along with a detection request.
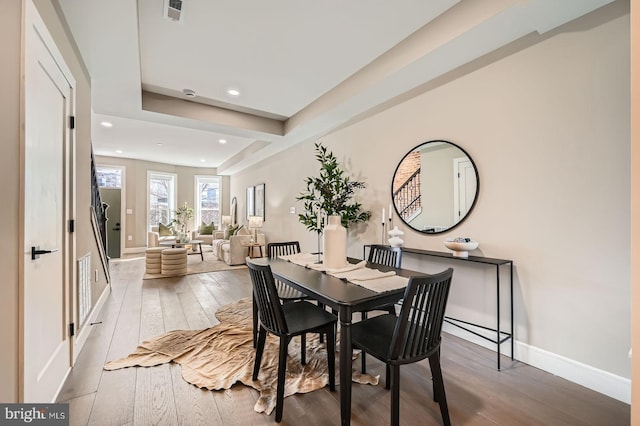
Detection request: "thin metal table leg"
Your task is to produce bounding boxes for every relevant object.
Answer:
[497,265,501,370]
[510,262,514,360]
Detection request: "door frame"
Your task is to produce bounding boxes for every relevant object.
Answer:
[19,0,76,401]
[96,164,126,256]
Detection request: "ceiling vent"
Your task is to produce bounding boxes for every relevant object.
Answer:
[164,0,184,22]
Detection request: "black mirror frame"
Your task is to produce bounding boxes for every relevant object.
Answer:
[391,140,480,235]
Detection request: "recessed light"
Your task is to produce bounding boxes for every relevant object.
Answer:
[100,121,113,128]
[182,88,197,98]
[226,88,240,97]
[200,158,206,163]
[115,149,123,154]
[218,139,227,144]
[156,143,163,147]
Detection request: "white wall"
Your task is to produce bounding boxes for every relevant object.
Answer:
[231,2,631,398]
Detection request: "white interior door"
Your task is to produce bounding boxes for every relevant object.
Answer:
[453,158,478,222]
[23,1,75,402]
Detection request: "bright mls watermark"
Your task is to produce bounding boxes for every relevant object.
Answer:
[1,404,68,425]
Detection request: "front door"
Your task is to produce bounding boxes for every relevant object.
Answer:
[100,188,122,259]
[22,1,75,402]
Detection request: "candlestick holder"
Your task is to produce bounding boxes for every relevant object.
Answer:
[381,221,386,245]
[316,230,322,263]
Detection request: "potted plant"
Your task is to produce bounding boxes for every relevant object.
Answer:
[173,202,194,242]
[297,142,371,232]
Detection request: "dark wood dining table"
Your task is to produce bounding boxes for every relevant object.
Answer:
[255,257,424,426]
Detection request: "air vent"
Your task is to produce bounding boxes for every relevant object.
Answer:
[164,0,184,22]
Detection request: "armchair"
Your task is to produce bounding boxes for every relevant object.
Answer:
[147,225,176,247]
[211,227,265,265]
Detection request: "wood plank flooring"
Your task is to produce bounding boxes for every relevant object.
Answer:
[57,256,630,425]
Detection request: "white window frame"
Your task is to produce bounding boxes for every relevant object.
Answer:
[147,171,177,231]
[194,175,221,229]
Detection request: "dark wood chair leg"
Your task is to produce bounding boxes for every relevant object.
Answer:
[300,333,306,365]
[390,364,400,426]
[275,337,289,423]
[385,364,391,390]
[326,328,336,391]
[252,295,258,348]
[252,327,267,380]
[429,353,451,426]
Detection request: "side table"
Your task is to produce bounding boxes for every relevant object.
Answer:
[242,242,264,259]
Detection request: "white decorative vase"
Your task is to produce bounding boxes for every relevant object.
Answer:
[388,226,404,247]
[323,215,347,269]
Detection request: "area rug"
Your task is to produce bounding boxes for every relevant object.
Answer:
[143,247,245,279]
[103,298,379,415]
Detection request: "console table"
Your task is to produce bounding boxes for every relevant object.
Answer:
[364,245,513,370]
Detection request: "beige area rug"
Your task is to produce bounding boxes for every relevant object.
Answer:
[104,298,379,415]
[143,246,245,279]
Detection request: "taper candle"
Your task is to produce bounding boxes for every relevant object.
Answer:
[389,204,392,220]
[382,208,385,224]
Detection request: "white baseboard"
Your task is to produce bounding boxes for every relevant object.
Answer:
[73,284,111,363]
[123,246,146,254]
[442,323,630,404]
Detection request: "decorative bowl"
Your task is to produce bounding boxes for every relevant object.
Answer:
[444,239,478,257]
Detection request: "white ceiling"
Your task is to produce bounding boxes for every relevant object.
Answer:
[57,0,615,174]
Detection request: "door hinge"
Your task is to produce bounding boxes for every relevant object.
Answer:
[69,116,75,129]
[69,219,75,233]
[69,322,75,337]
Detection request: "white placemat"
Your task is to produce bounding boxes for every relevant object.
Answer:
[278,252,322,267]
[350,275,409,293]
[331,267,395,281]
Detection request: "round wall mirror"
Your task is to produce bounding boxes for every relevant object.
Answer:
[391,140,479,234]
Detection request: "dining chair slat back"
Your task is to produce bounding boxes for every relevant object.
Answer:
[248,261,288,335]
[267,241,301,259]
[247,260,337,423]
[367,244,402,268]
[350,267,454,426]
[360,244,404,372]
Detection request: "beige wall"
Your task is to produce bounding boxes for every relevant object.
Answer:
[0,0,23,403]
[232,2,631,387]
[630,0,638,421]
[94,156,227,250]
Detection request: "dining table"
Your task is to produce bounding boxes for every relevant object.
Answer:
[254,256,424,426]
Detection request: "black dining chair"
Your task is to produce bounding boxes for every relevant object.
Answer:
[359,244,403,372]
[350,268,454,426]
[251,242,310,348]
[248,260,337,423]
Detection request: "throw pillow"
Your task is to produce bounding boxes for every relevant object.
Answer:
[224,224,244,240]
[158,222,173,236]
[199,222,215,235]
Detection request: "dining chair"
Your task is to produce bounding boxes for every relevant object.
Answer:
[251,242,309,348]
[350,268,454,426]
[359,244,403,372]
[248,260,337,423]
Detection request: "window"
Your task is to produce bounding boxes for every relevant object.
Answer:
[148,172,176,229]
[195,176,221,228]
[96,166,122,188]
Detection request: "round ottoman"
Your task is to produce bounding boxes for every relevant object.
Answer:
[161,248,188,276]
[145,247,165,275]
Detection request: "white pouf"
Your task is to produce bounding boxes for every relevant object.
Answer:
[161,248,188,276]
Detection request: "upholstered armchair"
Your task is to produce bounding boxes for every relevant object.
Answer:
[211,227,265,265]
[147,225,177,247]
[191,223,217,245]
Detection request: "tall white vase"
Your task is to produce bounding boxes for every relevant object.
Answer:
[323,215,347,269]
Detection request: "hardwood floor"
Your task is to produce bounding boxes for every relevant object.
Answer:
[57,257,630,425]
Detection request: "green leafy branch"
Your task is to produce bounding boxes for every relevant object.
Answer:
[296,142,371,232]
